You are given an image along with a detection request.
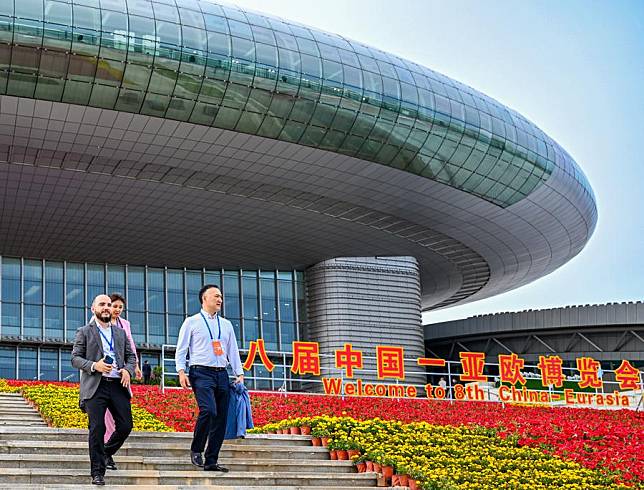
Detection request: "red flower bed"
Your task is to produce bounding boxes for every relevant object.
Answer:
[5,379,78,389]
[131,388,643,485]
[131,385,199,432]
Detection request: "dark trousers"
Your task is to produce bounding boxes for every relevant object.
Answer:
[85,377,133,477]
[189,367,230,466]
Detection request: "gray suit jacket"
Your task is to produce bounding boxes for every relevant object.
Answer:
[71,320,136,401]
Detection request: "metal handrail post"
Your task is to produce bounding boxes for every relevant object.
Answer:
[161,344,166,394]
[447,360,453,404]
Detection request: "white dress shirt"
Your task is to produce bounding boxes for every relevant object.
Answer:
[175,309,243,376]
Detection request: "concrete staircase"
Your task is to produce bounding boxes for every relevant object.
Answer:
[0,393,47,428]
[0,410,384,489]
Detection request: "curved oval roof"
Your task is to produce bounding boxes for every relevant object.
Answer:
[0,0,597,310]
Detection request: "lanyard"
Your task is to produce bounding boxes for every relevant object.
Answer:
[97,325,114,352]
[200,312,221,340]
[116,318,122,329]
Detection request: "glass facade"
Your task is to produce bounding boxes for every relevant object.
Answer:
[0,256,306,384]
[0,0,588,208]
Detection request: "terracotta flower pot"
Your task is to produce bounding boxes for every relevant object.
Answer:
[392,475,401,486]
[365,461,374,472]
[347,449,360,458]
[300,425,311,435]
[382,465,394,478]
[373,462,381,473]
[329,449,338,460]
[321,436,330,447]
[311,436,322,446]
[408,478,419,490]
[289,426,301,435]
[276,428,283,434]
[356,462,366,473]
[336,449,349,460]
[398,475,409,486]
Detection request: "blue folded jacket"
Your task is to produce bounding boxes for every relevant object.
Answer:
[225,382,254,439]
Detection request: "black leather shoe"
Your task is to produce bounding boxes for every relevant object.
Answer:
[105,455,117,470]
[190,451,204,467]
[91,475,105,485]
[204,463,229,472]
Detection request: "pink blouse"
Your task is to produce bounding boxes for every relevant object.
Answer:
[114,317,138,362]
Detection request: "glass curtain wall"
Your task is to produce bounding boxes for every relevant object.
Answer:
[0,0,566,208]
[0,255,306,384]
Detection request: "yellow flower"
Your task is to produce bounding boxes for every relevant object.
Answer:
[21,384,171,432]
[255,416,625,489]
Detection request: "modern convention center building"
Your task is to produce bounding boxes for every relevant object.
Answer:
[0,0,596,386]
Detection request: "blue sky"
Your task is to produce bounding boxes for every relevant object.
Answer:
[228,0,644,323]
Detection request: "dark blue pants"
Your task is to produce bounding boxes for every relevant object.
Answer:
[189,367,230,465]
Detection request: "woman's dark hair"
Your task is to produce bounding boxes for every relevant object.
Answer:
[109,292,126,305]
[199,284,220,304]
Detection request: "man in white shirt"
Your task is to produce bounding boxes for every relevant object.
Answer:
[175,284,244,472]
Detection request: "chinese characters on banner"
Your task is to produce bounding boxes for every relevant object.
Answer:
[241,340,641,407]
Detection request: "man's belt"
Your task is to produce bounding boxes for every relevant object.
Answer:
[190,365,226,372]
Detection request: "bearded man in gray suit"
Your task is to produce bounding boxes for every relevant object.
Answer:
[72,294,136,486]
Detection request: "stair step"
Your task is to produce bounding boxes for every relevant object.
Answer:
[0,486,386,490]
[0,413,40,418]
[0,468,377,486]
[0,416,43,422]
[0,454,354,473]
[0,420,46,425]
[0,441,330,459]
[0,410,40,416]
[0,429,311,446]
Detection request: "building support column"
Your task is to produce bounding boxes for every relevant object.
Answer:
[305,256,426,388]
